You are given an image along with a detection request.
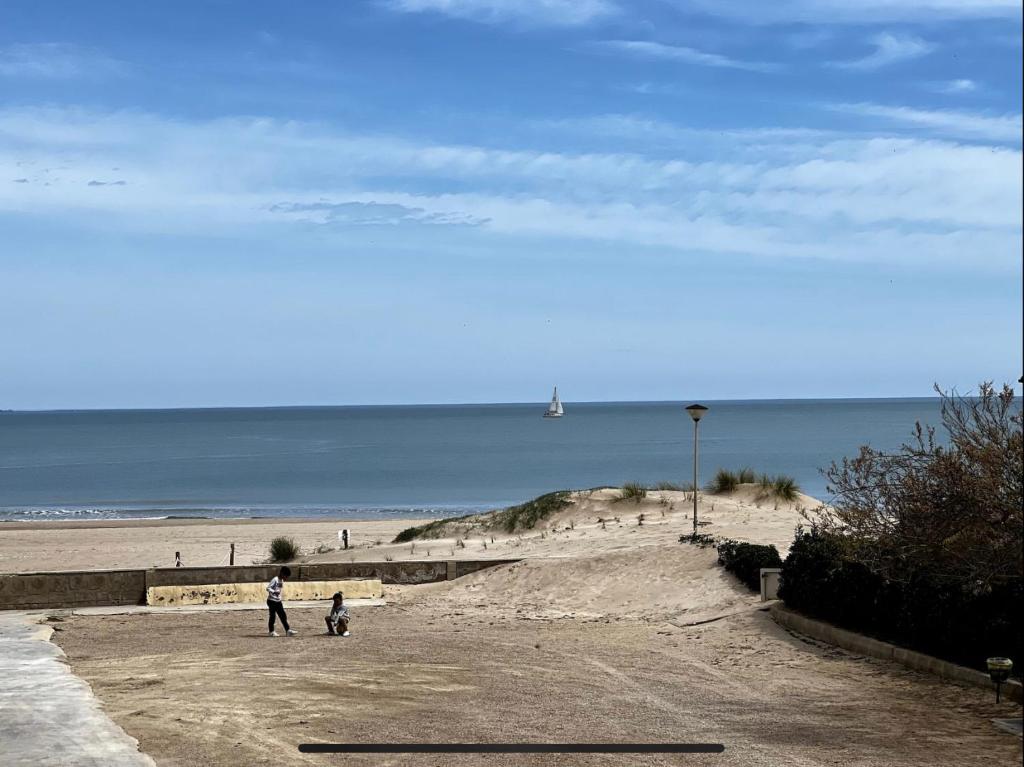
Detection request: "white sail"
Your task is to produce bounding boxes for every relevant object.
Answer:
[544,386,563,417]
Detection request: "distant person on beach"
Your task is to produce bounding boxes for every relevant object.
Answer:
[267,566,297,637]
[325,591,350,636]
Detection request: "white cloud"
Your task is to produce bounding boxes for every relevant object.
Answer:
[0,43,127,79]
[268,200,486,226]
[828,32,934,70]
[671,0,1020,23]
[931,79,978,94]
[385,0,616,26]
[591,40,777,72]
[829,102,1022,142]
[0,107,1019,272]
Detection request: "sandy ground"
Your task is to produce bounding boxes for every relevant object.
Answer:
[0,487,809,575]
[309,487,815,567]
[21,487,1024,765]
[0,517,415,572]
[54,587,1023,767]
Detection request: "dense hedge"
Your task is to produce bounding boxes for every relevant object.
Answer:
[717,540,783,592]
[779,527,1022,674]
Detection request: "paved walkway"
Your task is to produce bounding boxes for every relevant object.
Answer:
[0,599,384,765]
[0,612,154,767]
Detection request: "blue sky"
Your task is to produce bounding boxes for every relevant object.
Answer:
[0,0,1021,408]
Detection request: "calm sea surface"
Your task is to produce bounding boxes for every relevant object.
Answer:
[0,399,943,521]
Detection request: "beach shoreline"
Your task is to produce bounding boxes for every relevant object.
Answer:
[0,516,422,573]
[0,516,413,531]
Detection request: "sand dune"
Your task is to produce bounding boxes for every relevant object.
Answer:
[311,486,817,566]
[311,486,821,621]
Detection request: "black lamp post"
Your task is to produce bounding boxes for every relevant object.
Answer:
[685,404,709,533]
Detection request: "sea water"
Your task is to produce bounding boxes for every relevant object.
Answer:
[0,399,943,521]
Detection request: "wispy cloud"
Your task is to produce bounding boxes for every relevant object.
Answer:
[268,200,486,226]
[829,102,1022,143]
[1,107,1019,273]
[591,40,777,72]
[0,43,128,79]
[673,0,1020,24]
[929,79,978,94]
[828,32,934,70]
[385,0,616,26]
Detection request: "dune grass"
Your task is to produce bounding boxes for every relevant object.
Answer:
[770,475,800,501]
[707,468,740,494]
[490,491,572,532]
[393,515,474,543]
[707,468,800,502]
[654,481,684,491]
[619,482,648,503]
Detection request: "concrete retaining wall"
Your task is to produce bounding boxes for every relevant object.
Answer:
[0,559,517,611]
[771,603,1022,703]
[146,578,382,607]
[0,570,147,611]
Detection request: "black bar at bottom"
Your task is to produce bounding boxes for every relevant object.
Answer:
[299,743,724,754]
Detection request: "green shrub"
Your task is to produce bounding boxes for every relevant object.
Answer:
[780,526,1023,674]
[737,467,757,484]
[716,539,783,591]
[707,468,739,494]
[490,491,572,533]
[619,482,648,502]
[392,512,478,543]
[678,532,716,548]
[268,536,300,563]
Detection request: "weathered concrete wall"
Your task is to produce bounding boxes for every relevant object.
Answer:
[0,570,146,611]
[299,561,449,584]
[145,565,280,588]
[771,603,1023,703]
[147,578,382,607]
[454,560,519,578]
[0,559,516,610]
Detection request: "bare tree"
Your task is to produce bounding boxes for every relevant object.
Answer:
[813,382,1022,590]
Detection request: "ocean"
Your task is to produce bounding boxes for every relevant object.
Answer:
[0,399,943,522]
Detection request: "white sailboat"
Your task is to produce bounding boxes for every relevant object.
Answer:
[543,386,564,418]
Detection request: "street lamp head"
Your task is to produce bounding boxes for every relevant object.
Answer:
[685,404,709,423]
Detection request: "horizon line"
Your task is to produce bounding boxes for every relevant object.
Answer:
[3,394,947,414]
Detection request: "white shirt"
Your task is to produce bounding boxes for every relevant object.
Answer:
[267,576,283,602]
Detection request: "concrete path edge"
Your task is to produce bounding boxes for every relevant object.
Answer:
[0,612,156,766]
[770,602,1022,704]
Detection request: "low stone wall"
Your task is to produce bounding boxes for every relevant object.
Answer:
[0,570,147,611]
[298,561,450,585]
[771,603,1023,703]
[0,559,517,611]
[145,566,280,588]
[146,578,382,607]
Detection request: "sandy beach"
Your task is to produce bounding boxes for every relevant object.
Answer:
[0,517,415,573]
[20,487,1020,766]
[0,487,811,575]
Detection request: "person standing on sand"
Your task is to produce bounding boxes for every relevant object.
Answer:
[267,566,297,637]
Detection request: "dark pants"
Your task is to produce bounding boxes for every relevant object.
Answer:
[267,599,289,632]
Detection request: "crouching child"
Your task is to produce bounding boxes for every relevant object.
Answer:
[325,591,351,636]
